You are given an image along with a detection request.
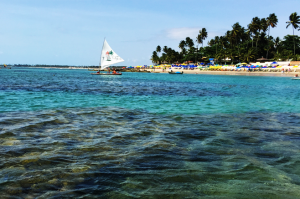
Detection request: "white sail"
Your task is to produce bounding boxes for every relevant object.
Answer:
[100,39,124,70]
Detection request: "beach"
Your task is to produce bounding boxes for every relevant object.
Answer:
[15,66,300,77]
[145,68,299,77]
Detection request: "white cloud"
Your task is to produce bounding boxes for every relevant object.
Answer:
[166,27,201,40]
[166,27,225,42]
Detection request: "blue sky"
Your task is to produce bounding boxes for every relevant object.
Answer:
[0,0,299,66]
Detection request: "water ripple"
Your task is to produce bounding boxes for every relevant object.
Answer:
[1,107,300,198]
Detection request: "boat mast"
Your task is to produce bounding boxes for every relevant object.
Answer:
[99,37,106,70]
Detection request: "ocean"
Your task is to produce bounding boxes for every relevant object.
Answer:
[1,67,300,198]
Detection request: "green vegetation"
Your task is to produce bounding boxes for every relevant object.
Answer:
[151,12,300,64]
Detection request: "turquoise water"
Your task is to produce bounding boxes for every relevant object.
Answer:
[1,68,300,114]
[1,68,300,198]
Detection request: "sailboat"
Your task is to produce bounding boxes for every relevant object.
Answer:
[91,39,124,75]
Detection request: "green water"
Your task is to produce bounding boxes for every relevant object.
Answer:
[0,68,300,198]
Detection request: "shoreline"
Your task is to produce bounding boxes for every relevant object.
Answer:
[144,69,299,77]
[10,66,299,77]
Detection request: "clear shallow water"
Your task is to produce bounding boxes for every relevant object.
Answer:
[1,68,300,198]
[1,67,300,114]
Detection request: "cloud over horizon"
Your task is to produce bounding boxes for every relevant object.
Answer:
[166,27,201,40]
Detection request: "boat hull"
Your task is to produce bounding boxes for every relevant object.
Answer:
[169,72,183,74]
[292,78,300,80]
[91,73,122,75]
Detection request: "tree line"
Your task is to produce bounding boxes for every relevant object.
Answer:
[151,12,300,65]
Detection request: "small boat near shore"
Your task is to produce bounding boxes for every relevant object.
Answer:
[93,39,124,75]
[169,71,183,74]
[291,77,300,80]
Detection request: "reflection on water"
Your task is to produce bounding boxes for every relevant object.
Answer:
[1,107,300,198]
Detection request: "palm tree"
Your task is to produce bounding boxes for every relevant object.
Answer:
[179,40,186,52]
[274,37,281,54]
[247,23,256,48]
[255,18,268,49]
[244,48,257,62]
[151,51,159,64]
[163,46,168,54]
[241,27,250,50]
[249,17,261,49]
[225,30,234,50]
[286,12,300,55]
[196,33,202,47]
[266,13,278,58]
[199,28,208,48]
[219,36,227,49]
[215,51,223,64]
[156,45,161,56]
[195,34,202,60]
[208,38,215,47]
[185,37,194,49]
[217,49,229,65]
[232,23,242,57]
[181,48,187,56]
[215,36,220,55]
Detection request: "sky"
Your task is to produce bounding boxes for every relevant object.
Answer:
[0,0,300,66]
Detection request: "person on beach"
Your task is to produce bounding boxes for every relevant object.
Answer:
[295,74,299,77]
